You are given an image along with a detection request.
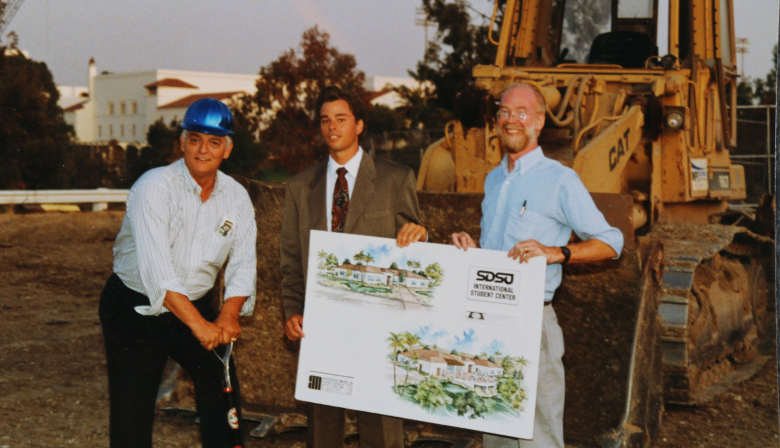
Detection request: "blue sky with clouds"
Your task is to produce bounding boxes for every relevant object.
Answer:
[411,324,507,356]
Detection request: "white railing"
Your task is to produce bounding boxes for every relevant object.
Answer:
[0,189,129,211]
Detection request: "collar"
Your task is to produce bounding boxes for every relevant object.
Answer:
[328,147,364,178]
[176,158,222,197]
[503,146,543,176]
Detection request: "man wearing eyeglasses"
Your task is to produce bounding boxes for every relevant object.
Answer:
[451,83,623,448]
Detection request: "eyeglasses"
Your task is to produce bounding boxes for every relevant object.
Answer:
[496,109,539,121]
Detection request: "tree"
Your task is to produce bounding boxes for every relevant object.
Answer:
[424,262,445,286]
[218,100,267,178]
[343,258,352,266]
[387,332,407,394]
[454,390,489,418]
[402,332,422,395]
[364,253,375,265]
[251,26,367,175]
[407,260,422,270]
[399,270,406,283]
[411,0,497,113]
[389,262,399,270]
[124,118,181,186]
[414,377,452,410]
[392,85,451,130]
[325,253,339,270]
[0,44,73,189]
[752,43,778,105]
[354,250,368,265]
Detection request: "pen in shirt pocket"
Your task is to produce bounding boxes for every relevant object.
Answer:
[520,200,527,217]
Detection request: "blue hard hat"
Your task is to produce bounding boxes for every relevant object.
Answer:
[181,98,234,136]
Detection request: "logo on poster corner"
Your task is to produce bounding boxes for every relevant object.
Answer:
[467,266,521,305]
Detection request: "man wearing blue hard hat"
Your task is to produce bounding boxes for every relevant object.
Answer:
[99,98,257,448]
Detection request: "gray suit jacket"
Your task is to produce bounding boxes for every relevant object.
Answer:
[280,151,423,320]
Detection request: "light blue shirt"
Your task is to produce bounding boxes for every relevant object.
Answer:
[480,147,623,301]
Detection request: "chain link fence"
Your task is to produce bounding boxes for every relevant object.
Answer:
[363,129,445,176]
[734,105,776,203]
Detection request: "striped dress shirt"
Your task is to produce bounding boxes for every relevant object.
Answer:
[113,158,257,316]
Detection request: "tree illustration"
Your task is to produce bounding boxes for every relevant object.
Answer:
[325,254,339,270]
[451,348,459,355]
[413,377,452,410]
[389,262,399,270]
[407,260,422,270]
[353,251,364,264]
[342,258,351,265]
[479,352,488,360]
[454,390,488,419]
[399,270,406,283]
[401,332,422,395]
[387,332,407,395]
[424,263,444,287]
[364,253,375,265]
[317,250,327,261]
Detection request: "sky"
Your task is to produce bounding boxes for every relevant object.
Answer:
[5,0,779,87]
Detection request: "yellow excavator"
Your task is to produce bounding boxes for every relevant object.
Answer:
[416,0,774,444]
[159,1,774,446]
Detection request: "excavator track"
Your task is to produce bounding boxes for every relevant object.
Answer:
[647,224,774,404]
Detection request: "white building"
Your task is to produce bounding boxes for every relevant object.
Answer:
[59,59,258,145]
[326,264,430,289]
[397,349,503,397]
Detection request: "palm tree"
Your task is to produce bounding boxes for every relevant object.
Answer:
[354,250,370,265]
[401,332,422,395]
[387,332,407,394]
[364,253,375,265]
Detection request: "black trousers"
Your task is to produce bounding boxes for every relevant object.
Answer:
[99,274,243,448]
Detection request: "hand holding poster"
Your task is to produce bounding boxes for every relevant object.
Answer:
[295,231,547,438]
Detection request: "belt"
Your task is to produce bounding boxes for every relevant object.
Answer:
[544,301,552,306]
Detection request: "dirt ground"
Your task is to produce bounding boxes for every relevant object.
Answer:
[0,211,777,448]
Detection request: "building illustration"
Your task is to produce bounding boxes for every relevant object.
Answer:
[397,349,504,397]
[387,330,528,419]
[315,249,443,308]
[331,264,431,289]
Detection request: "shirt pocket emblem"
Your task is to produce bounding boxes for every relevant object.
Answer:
[218,216,235,237]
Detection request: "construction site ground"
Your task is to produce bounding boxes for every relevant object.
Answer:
[0,211,777,448]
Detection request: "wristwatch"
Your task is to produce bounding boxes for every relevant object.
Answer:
[560,246,571,264]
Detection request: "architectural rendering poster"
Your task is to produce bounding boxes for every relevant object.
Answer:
[295,231,547,438]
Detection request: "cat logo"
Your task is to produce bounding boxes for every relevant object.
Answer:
[608,129,631,171]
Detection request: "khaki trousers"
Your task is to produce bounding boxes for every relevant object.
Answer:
[307,403,404,448]
[483,304,566,448]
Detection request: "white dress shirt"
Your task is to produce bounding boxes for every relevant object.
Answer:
[113,158,257,316]
[325,148,364,232]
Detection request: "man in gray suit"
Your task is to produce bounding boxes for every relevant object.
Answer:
[280,86,427,448]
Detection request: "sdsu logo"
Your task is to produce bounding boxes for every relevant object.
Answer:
[476,270,515,284]
[468,266,521,305]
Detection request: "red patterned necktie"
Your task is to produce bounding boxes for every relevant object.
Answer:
[331,167,349,233]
